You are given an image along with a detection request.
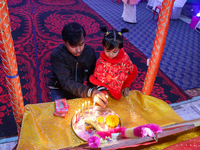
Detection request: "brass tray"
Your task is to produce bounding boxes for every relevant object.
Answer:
[71,106,122,141]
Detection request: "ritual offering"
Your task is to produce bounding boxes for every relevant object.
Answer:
[71,106,122,142]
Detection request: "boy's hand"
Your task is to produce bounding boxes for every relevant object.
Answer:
[92,89,108,108]
[122,87,129,97]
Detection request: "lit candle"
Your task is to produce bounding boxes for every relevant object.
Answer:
[93,96,98,115]
[85,101,87,113]
[88,101,90,112]
[94,96,97,103]
[82,103,84,116]
[78,109,81,118]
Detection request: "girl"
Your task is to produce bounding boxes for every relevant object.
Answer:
[89,27,138,100]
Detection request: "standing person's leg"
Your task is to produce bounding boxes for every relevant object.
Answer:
[122,3,137,23]
[132,4,137,23]
[122,3,128,21]
[122,3,126,19]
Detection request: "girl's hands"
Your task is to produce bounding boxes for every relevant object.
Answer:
[122,87,129,97]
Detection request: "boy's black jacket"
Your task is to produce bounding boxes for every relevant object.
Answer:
[48,44,96,98]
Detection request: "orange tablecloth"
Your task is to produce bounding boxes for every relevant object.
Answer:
[17,90,195,150]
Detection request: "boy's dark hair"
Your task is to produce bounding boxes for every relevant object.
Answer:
[100,27,129,50]
[62,22,86,46]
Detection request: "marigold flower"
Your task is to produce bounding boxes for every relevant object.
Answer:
[105,115,119,128]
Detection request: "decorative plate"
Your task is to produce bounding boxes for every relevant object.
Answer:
[71,106,122,141]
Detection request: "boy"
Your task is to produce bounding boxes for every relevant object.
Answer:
[48,22,107,107]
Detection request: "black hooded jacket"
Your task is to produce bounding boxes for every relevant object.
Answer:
[48,44,96,98]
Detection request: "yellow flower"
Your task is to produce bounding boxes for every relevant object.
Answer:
[98,116,104,123]
[105,115,119,128]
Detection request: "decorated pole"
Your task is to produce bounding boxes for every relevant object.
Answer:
[142,0,175,95]
[0,0,24,133]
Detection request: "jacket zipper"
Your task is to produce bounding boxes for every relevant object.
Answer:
[75,61,78,81]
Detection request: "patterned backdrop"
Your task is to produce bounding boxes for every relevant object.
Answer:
[0,0,190,137]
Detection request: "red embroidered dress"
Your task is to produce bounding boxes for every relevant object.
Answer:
[90,48,137,100]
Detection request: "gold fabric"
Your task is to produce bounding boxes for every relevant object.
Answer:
[17,90,193,150]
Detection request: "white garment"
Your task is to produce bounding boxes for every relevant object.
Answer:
[147,0,155,7]
[122,3,137,23]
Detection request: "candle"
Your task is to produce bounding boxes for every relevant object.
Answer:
[88,101,90,112]
[85,101,87,113]
[75,110,78,123]
[82,103,84,116]
[78,109,81,118]
[93,96,98,116]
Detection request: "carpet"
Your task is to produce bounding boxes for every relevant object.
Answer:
[83,0,200,91]
[0,0,190,137]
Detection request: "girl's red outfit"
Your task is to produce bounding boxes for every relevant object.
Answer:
[89,48,137,100]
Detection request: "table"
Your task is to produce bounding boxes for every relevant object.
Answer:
[17,90,189,150]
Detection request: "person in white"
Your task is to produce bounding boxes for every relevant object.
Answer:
[122,0,140,24]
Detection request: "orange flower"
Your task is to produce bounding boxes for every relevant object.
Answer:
[105,115,119,128]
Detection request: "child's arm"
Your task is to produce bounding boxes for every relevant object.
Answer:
[121,63,138,90]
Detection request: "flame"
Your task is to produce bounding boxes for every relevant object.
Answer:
[94,96,98,102]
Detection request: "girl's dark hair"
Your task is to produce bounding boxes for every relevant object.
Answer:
[100,27,129,50]
[62,22,86,46]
